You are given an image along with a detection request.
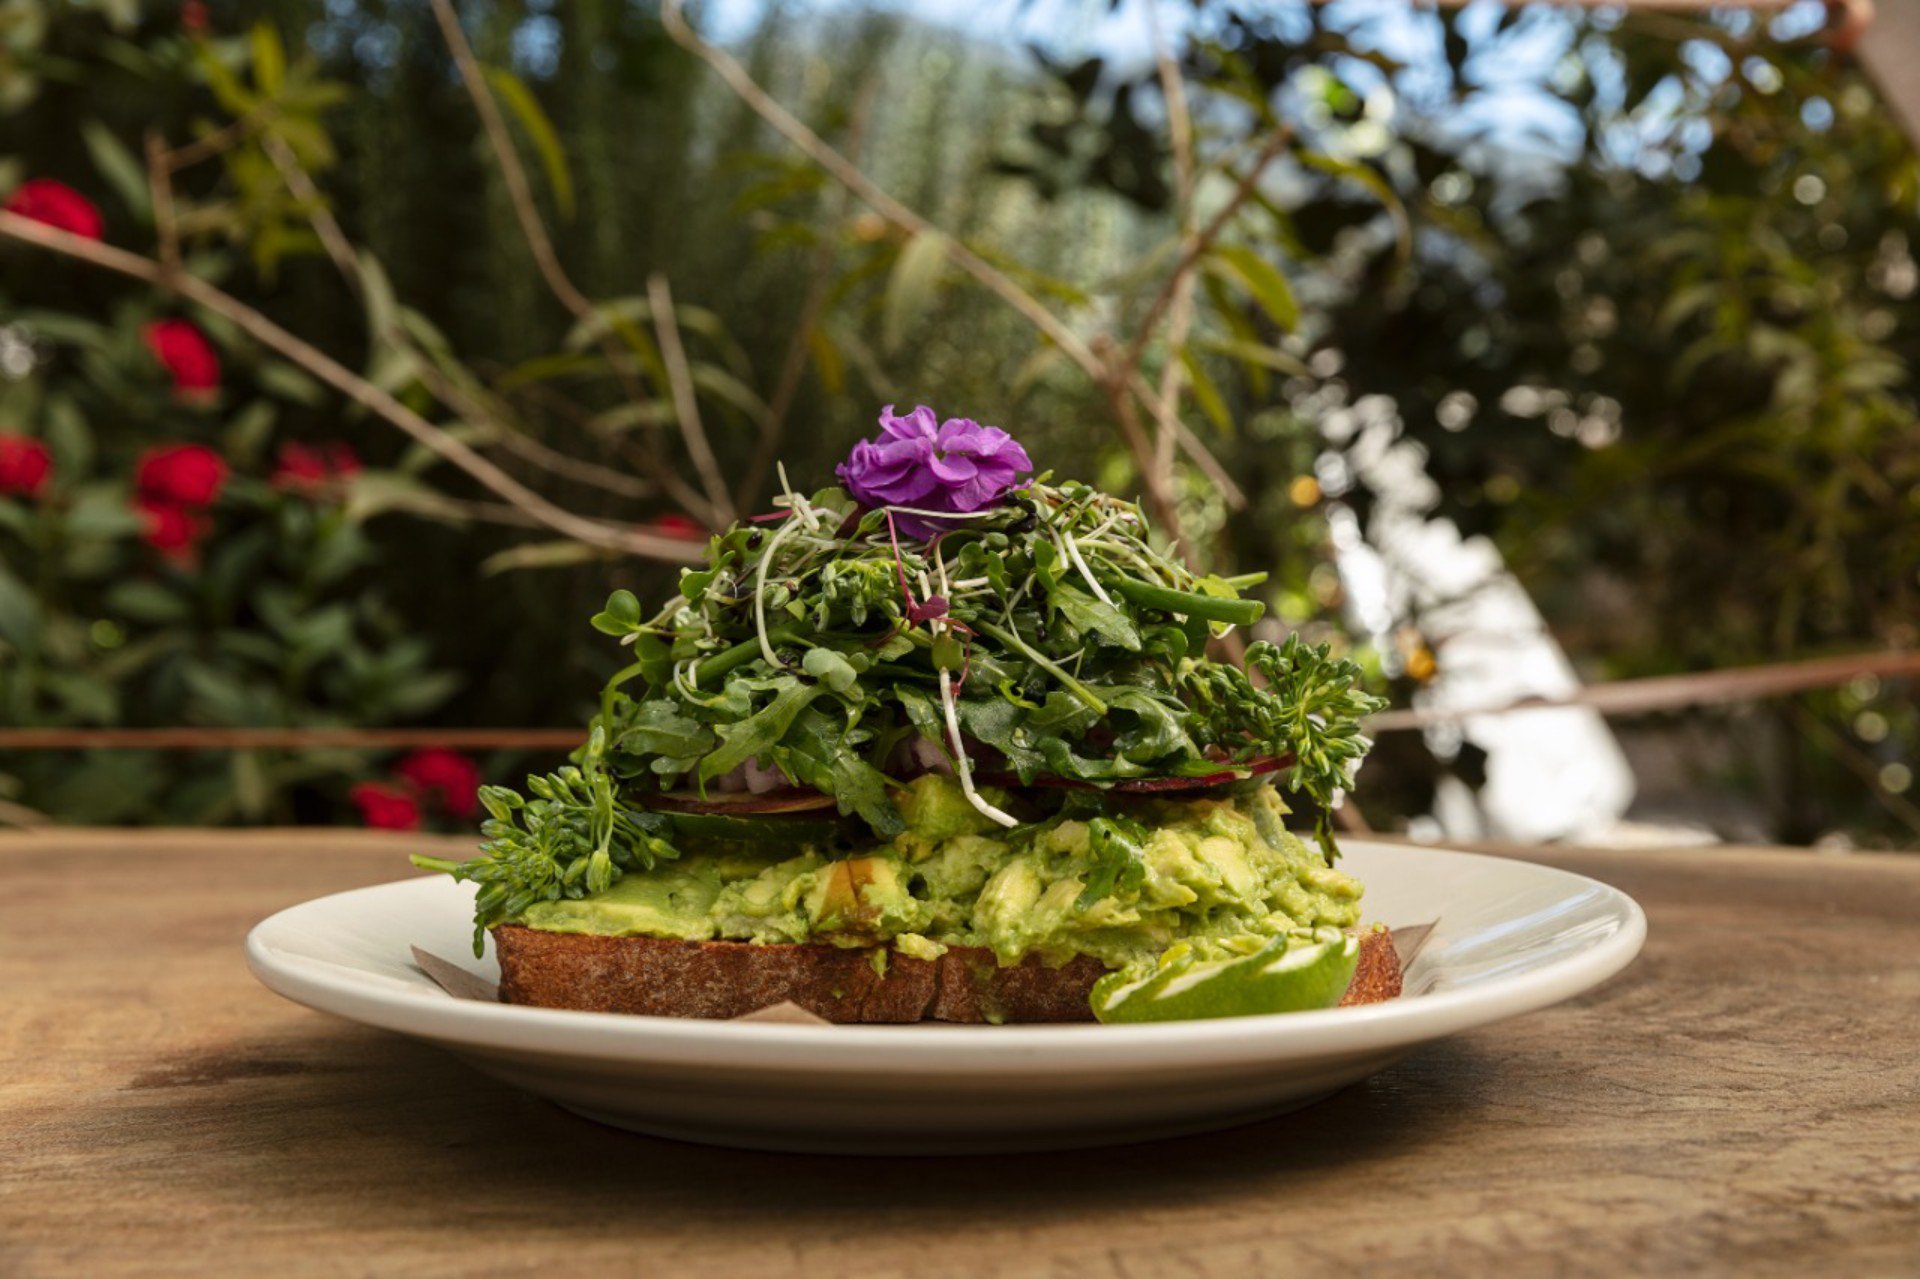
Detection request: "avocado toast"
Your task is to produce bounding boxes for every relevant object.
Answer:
[416,405,1393,1023]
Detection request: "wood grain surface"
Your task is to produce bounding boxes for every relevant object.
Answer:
[2,830,1916,1277]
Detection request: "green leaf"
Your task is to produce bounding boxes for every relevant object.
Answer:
[43,396,93,477]
[1178,349,1233,434]
[343,472,471,525]
[44,671,116,722]
[1297,152,1410,263]
[0,565,43,651]
[591,589,642,635]
[105,580,188,624]
[357,250,400,344]
[255,360,326,406]
[481,540,610,575]
[893,686,952,760]
[1053,585,1142,652]
[250,22,286,98]
[382,670,462,717]
[954,697,1045,779]
[223,399,278,463]
[1026,689,1100,740]
[1077,815,1150,909]
[689,363,770,424]
[181,661,258,723]
[1105,686,1196,763]
[802,645,860,693]
[805,326,844,396]
[196,43,256,117]
[484,66,575,221]
[286,605,355,658]
[1205,244,1299,332]
[883,228,948,352]
[79,120,149,221]
[1031,537,1063,597]
[63,485,143,540]
[496,351,603,389]
[697,677,827,782]
[617,700,714,770]
[1193,336,1311,379]
[776,706,904,836]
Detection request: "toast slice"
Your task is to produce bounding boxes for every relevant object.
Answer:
[492,925,1402,1024]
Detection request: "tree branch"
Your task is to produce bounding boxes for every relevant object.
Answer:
[1122,127,1293,378]
[261,132,358,282]
[736,74,877,513]
[0,211,698,562]
[426,0,590,322]
[661,0,1104,380]
[647,272,736,526]
[0,728,585,751]
[425,0,716,527]
[661,0,1242,517]
[262,132,660,506]
[144,130,182,274]
[165,103,277,172]
[490,427,656,501]
[1102,377,1183,541]
[1147,0,1196,491]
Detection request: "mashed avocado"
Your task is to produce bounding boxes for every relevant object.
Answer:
[516,775,1362,973]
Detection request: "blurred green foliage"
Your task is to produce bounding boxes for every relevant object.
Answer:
[0,0,1914,842]
[0,295,459,822]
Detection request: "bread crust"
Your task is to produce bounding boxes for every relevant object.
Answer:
[493,925,1402,1023]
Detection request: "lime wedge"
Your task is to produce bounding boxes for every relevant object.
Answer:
[1090,928,1359,1024]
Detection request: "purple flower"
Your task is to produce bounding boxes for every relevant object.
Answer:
[837,405,1033,538]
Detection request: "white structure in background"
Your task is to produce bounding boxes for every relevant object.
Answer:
[1321,393,1636,843]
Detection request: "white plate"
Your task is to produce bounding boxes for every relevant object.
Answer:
[246,841,1644,1154]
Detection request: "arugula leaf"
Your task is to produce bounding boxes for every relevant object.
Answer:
[1077,814,1150,909]
[801,645,861,693]
[1025,689,1100,740]
[1037,735,1150,782]
[1103,686,1196,762]
[778,705,906,836]
[1053,585,1142,651]
[783,741,905,838]
[617,699,714,767]
[955,696,1046,779]
[697,677,827,782]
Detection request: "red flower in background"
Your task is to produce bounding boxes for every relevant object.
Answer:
[135,443,227,508]
[132,444,226,562]
[4,179,103,241]
[0,434,52,498]
[141,319,221,398]
[395,748,481,820]
[647,513,707,540]
[135,497,209,563]
[272,441,361,496]
[181,0,210,34]
[351,782,422,832]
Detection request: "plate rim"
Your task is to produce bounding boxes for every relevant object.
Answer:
[246,841,1646,1073]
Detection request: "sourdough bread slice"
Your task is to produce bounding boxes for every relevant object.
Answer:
[492,925,1402,1024]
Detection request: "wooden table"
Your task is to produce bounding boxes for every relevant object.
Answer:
[2,831,1916,1276]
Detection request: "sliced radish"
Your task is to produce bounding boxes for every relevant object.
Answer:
[643,789,838,815]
